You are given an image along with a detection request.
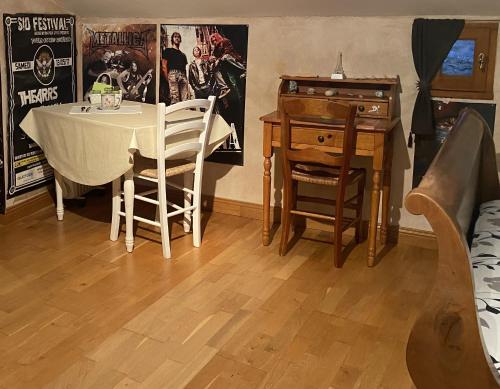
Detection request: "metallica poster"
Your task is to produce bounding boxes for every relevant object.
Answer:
[3,14,76,198]
[82,24,157,104]
[160,24,248,166]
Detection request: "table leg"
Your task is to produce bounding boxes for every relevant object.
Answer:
[263,156,272,246]
[263,123,273,246]
[110,177,121,241]
[368,170,382,267]
[54,171,64,221]
[380,166,392,245]
[124,169,134,253]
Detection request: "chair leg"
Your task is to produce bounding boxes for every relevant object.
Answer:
[334,186,346,268]
[158,177,171,259]
[183,172,194,233]
[110,177,121,241]
[192,165,203,248]
[355,175,366,243]
[333,218,344,268]
[192,174,201,248]
[291,180,298,232]
[124,169,135,253]
[192,200,201,248]
[279,180,292,256]
[155,205,160,224]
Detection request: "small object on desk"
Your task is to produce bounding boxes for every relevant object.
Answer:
[91,81,111,94]
[324,89,338,97]
[375,90,384,98]
[101,88,117,110]
[288,80,298,93]
[69,105,142,114]
[306,87,315,95]
[331,52,346,79]
[89,90,101,107]
[113,87,122,108]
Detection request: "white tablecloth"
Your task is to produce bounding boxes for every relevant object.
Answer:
[20,102,231,186]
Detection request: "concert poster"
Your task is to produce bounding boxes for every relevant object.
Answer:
[160,24,249,166]
[82,24,157,104]
[0,74,4,213]
[3,13,77,198]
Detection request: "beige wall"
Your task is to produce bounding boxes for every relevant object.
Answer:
[85,15,493,232]
[3,12,500,232]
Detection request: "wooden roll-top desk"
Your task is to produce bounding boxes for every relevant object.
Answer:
[260,75,401,266]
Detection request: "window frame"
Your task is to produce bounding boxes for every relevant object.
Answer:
[431,22,498,100]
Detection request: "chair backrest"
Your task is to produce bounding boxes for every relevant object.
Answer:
[280,97,357,175]
[156,96,216,169]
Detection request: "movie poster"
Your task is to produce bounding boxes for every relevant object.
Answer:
[3,14,76,198]
[160,24,248,166]
[82,24,157,104]
[412,100,496,187]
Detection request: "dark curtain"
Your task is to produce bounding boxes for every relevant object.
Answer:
[409,18,464,146]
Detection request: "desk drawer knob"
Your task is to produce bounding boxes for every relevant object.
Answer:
[318,135,325,143]
[358,105,365,112]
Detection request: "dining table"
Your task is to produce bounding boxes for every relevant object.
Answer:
[20,101,232,251]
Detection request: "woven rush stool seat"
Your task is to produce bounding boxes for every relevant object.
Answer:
[291,164,365,186]
[133,156,196,178]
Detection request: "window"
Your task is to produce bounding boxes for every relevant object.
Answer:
[441,39,475,77]
[431,22,498,100]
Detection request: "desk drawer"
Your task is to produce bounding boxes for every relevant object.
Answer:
[271,126,375,152]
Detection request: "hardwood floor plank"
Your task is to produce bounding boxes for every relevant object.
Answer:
[0,196,436,388]
[42,357,126,389]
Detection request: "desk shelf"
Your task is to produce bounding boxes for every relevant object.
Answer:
[278,75,400,120]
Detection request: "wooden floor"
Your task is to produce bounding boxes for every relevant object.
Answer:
[0,192,436,388]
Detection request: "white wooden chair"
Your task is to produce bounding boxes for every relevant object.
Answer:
[110,96,216,258]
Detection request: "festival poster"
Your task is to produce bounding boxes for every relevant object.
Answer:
[160,24,248,166]
[0,75,4,214]
[82,24,157,104]
[3,14,77,198]
[412,100,496,187]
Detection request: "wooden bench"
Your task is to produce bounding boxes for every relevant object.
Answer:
[405,108,500,388]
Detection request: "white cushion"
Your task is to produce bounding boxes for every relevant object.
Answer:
[471,199,500,372]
